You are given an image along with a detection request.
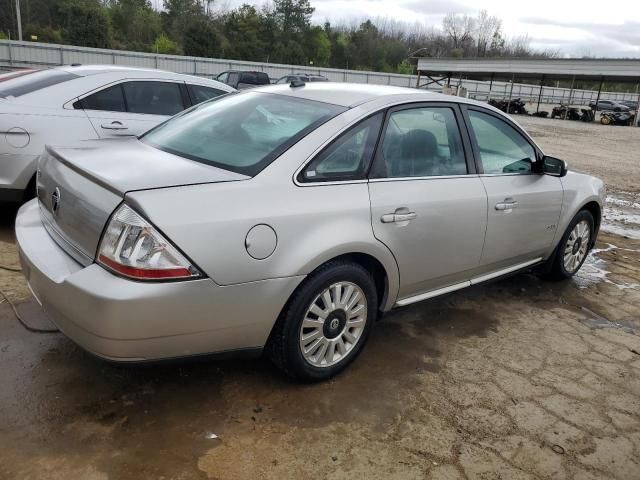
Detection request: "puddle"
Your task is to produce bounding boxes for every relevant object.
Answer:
[602,192,640,240]
[573,243,640,290]
[580,317,638,335]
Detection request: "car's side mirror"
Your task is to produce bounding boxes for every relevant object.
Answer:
[542,156,568,177]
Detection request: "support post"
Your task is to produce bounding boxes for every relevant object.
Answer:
[15,0,22,41]
[416,70,421,89]
[506,74,515,114]
[563,75,575,120]
[594,77,603,122]
[635,91,640,128]
[487,74,493,102]
[536,76,544,113]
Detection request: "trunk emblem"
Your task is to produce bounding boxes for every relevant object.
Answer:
[51,187,61,214]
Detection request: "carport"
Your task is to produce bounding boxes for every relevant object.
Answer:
[416,58,640,126]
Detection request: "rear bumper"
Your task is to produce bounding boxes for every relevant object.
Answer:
[16,200,303,361]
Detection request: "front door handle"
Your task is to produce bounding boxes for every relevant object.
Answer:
[495,198,519,211]
[101,121,128,131]
[381,211,417,223]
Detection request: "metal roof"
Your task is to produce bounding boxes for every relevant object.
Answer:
[417,58,640,82]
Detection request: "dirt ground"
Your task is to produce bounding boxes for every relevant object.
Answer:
[1,117,639,480]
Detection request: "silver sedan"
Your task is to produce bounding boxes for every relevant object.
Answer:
[16,83,605,380]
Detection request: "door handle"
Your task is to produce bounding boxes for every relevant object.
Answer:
[381,211,417,223]
[101,121,128,131]
[495,199,519,211]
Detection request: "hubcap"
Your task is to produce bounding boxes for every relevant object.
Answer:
[299,281,368,368]
[563,220,590,273]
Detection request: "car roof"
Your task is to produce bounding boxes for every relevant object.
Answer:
[253,82,458,108]
[53,65,232,87]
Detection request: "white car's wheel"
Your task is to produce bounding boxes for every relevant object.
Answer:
[548,210,595,279]
[267,261,377,381]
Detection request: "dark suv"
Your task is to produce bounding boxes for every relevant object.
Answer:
[216,70,270,90]
[588,100,629,112]
[276,74,329,84]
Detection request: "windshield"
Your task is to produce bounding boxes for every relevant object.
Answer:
[0,69,79,98]
[142,92,345,176]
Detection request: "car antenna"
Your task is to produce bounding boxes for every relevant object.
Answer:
[290,79,305,88]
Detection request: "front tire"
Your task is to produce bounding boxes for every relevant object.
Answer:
[546,210,594,280]
[267,261,377,381]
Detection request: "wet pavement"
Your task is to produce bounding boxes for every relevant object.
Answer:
[2,225,640,478]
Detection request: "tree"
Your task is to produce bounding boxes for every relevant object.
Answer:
[183,18,219,57]
[61,1,112,48]
[269,0,314,64]
[304,25,331,66]
[475,10,501,57]
[442,13,475,54]
[109,0,161,50]
[223,5,268,61]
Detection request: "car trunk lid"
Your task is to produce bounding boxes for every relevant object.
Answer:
[37,138,247,266]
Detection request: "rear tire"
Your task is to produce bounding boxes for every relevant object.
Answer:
[266,261,377,381]
[544,210,594,280]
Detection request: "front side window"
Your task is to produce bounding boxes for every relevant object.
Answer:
[123,81,184,116]
[217,72,229,83]
[0,69,79,98]
[374,106,467,178]
[80,84,126,112]
[468,110,536,174]
[300,113,383,182]
[142,92,345,176]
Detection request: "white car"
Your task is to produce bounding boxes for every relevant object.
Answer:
[0,65,234,202]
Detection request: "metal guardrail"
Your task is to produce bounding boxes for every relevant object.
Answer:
[1,40,638,107]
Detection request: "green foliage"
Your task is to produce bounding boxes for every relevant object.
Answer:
[153,33,181,54]
[24,24,63,43]
[183,19,219,57]
[0,1,555,74]
[61,1,112,48]
[0,32,7,40]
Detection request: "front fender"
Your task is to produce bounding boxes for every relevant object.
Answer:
[551,171,605,254]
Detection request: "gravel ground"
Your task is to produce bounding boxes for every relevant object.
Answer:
[1,118,639,479]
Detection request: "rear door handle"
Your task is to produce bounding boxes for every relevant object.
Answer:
[381,211,417,223]
[495,199,519,211]
[101,121,128,131]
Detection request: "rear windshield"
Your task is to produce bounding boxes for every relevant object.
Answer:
[0,69,79,98]
[142,92,345,176]
[240,72,270,85]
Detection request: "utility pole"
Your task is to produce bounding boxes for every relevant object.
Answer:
[15,0,23,41]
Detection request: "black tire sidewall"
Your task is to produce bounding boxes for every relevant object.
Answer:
[553,210,595,279]
[281,263,377,381]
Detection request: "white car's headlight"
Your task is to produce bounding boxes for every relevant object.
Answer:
[97,204,202,281]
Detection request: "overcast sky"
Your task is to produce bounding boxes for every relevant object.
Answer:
[215,0,640,58]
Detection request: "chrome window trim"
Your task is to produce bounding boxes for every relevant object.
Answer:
[478,172,538,177]
[369,174,475,182]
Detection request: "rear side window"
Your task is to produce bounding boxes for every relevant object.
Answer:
[188,84,227,104]
[468,110,536,174]
[122,81,184,116]
[80,85,126,112]
[300,113,383,183]
[0,69,79,98]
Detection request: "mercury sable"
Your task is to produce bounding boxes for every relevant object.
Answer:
[16,83,604,380]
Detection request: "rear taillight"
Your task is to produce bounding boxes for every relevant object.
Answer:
[97,204,201,281]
